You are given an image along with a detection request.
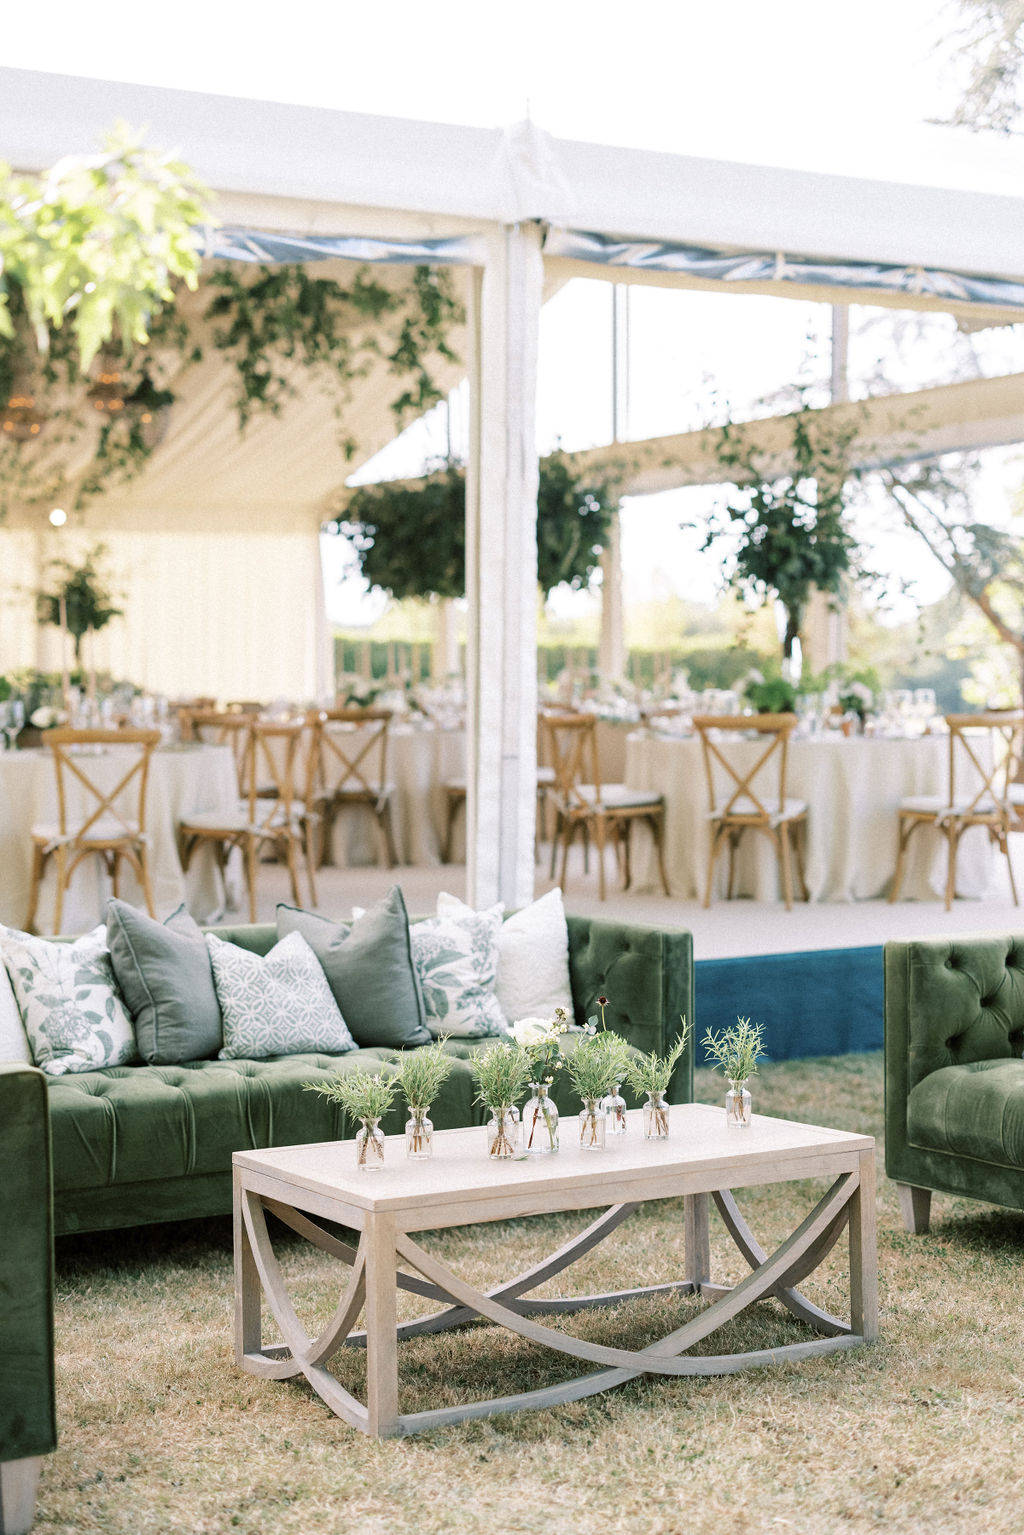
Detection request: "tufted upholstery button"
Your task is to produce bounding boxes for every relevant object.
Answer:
[946,1037,960,1050]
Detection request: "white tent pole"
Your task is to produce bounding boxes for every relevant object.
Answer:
[465,222,543,910]
[599,283,628,682]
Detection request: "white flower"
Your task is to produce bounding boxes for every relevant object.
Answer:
[30,706,66,729]
[512,1016,553,1046]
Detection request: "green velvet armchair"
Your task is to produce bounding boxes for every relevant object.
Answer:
[0,1065,56,1535]
[884,934,1024,1233]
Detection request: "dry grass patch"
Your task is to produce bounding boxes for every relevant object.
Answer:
[39,1053,1024,1535]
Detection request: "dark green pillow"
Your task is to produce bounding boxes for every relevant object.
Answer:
[106,899,222,1064]
[276,886,430,1049]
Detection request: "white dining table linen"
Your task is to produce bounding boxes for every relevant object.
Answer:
[0,743,239,934]
[625,731,993,903]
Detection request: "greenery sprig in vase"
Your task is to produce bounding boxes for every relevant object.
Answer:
[511,1011,569,1154]
[394,1038,453,1160]
[701,1017,767,1128]
[622,1023,690,1139]
[305,1066,398,1169]
[470,1042,534,1158]
[565,1031,633,1150]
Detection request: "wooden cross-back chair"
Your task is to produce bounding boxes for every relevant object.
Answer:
[540,711,669,900]
[25,727,162,935]
[692,713,809,911]
[177,718,310,922]
[176,709,256,790]
[304,708,397,887]
[889,709,1024,911]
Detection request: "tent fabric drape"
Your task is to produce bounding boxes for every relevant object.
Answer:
[543,227,1024,311]
[203,227,484,266]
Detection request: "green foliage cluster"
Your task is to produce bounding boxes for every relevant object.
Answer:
[470,1041,535,1111]
[741,671,798,714]
[697,391,865,662]
[621,1027,689,1097]
[564,1032,633,1102]
[701,1017,767,1084]
[337,450,617,601]
[36,546,123,664]
[394,1039,453,1112]
[304,1066,398,1123]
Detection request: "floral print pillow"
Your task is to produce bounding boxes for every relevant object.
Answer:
[1,925,137,1076]
[409,902,507,1038]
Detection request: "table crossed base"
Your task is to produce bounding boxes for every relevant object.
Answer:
[233,1107,877,1437]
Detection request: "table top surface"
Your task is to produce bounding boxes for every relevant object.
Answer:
[234,1104,873,1223]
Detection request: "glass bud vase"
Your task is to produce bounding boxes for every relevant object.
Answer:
[601,1083,628,1136]
[405,1108,433,1160]
[578,1098,607,1150]
[726,1079,752,1128]
[355,1116,386,1170]
[486,1106,521,1159]
[523,1082,559,1155]
[643,1089,670,1140]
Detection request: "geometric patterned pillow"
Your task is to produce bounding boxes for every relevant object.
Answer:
[409,898,507,1039]
[208,930,357,1060]
[0,924,137,1076]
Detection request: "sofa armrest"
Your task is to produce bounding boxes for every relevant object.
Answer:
[0,1065,57,1471]
[565,915,694,1103]
[884,934,1024,1175]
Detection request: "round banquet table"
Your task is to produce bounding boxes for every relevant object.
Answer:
[0,742,239,935]
[624,730,994,903]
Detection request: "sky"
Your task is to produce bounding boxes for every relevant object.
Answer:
[6,0,1023,627]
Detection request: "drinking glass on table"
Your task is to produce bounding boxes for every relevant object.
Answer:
[4,699,25,750]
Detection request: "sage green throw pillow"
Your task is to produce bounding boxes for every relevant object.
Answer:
[106,898,222,1064]
[277,886,430,1049]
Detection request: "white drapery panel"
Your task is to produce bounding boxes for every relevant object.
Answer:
[0,526,329,704]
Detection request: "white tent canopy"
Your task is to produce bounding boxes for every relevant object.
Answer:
[4,66,1024,908]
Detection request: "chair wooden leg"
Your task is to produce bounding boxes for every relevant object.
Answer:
[442,794,461,864]
[52,845,67,937]
[559,819,575,892]
[652,811,671,897]
[726,829,739,900]
[794,818,810,902]
[594,815,608,901]
[380,801,399,867]
[704,823,724,908]
[889,815,913,903]
[778,824,795,911]
[284,833,302,908]
[944,821,958,911]
[24,842,46,934]
[1002,826,1019,906]
[246,838,259,923]
[303,820,319,908]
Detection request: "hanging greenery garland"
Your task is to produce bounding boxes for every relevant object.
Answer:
[0,127,465,513]
[333,451,618,600]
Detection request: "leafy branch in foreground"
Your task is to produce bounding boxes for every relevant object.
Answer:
[394,1038,453,1111]
[701,1017,767,1084]
[304,1066,399,1123]
[621,1025,690,1098]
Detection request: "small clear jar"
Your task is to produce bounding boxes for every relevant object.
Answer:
[523,1083,560,1154]
[726,1080,752,1128]
[355,1116,386,1170]
[578,1098,607,1150]
[601,1083,628,1136]
[405,1108,433,1160]
[486,1107,521,1159]
[642,1090,670,1140]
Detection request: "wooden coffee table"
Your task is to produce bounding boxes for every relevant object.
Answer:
[233,1104,877,1438]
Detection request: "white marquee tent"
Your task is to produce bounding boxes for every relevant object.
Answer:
[3,65,1024,908]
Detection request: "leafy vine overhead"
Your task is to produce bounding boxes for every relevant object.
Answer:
[205,263,462,458]
[1,124,465,511]
[333,452,617,600]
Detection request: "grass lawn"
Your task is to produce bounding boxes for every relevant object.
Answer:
[41,1053,1024,1535]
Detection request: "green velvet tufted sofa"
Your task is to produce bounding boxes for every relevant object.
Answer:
[39,914,693,1239]
[884,932,1024,1233]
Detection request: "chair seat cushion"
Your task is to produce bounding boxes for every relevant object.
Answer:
[31,817,143,845]
[898,796,999,817]
[576,783,662,810]
[710,796,806,823]
[908,1059,1024,1169]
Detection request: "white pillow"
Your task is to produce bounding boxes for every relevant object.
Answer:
[410,893,507,1038]
[1,925,137,1076]
[0,957,32,1064]
[437,889,574,1026]
[208,930,358,1060]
